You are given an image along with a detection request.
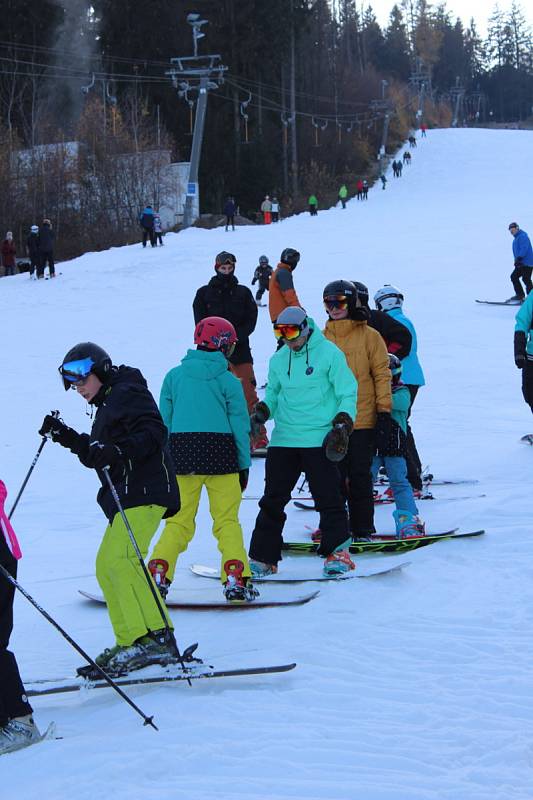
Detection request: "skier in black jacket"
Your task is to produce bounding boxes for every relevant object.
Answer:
[251,255,273,305]
[193,251,267,449]
[38,342,181,676]
[26,225,40,279]
[37,219,55,278]
[352,281,412,359]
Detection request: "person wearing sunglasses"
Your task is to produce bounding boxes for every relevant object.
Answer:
[147,316,258,603]
[508,222,533,303]
[248,306,358,577]
[193,251,267,452]
[38,342,180,676]
[323,280,392,540]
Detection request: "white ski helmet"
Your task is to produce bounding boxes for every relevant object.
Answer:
[374,285,404,312]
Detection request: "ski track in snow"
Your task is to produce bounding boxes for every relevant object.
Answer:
[2,128,533,798]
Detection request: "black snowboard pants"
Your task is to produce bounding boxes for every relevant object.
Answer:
[0,536,33,727]
[255,283,269,302]
[142,227,155,247]
[338,428,376,536]
[521,360,533,412]
[249,446,349,564]
[405,385,423,491]
[511,266,533,299]
[38,251,54,278]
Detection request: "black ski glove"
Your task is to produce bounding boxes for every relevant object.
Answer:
[515,257,524,268]
[514,331,527,369]
[323,412,353,462]
[39,415,80,449]
[87,442,124,470]
[239,469,249,491]
[375,412,392,452]
[250,401,270,438]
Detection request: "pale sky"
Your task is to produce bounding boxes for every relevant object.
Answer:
[366,0,532,37]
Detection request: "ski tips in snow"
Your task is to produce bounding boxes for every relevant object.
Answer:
[475,299,523,306]
[520,434,533,445]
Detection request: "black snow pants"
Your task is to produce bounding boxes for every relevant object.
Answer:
[511,265,533,299]
[338,428,376,536]
[249,446,349,564]
[521,360,533,412]
[0,536,33,727]
[255,282,269,303]
[405,385,423,491]
[38,251,55,278]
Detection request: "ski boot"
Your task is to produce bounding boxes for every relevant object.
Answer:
[0,716,42,755]
[249,559,278,578]
[393,509,425,539]
[104,628,180,676]
[323,540,356,576]
[148,558,171,599]
[505,295,524,305]
[223,559,259,602]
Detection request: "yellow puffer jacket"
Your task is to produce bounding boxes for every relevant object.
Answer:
[323,318,391,428]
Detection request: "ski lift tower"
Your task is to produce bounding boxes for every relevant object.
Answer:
[450,77,466,128]
[409,57,432,126]
[371,80,393,167]
[166,13,227,228]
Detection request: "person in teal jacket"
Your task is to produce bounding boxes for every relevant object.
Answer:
[514,291,533,413]
[248,307,358,576]
[148,316,257,602]
[374,284,425,491]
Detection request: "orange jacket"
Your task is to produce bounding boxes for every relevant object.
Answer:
[268,263,301,322]
[323,318,391,428]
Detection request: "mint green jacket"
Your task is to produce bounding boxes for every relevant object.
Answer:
[264,320,358,447]
[159,349,251,469]
[515,292,533,356]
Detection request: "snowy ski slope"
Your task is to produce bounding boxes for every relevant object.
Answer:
[2,128,533,799]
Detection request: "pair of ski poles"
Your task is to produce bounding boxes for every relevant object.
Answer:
[1,419,191,729]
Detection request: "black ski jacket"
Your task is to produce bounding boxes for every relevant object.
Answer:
[368,309,412,361]
[26,233,40,258]
[193,273,258,365]
[38,224,55,254]
[66,366,179,522]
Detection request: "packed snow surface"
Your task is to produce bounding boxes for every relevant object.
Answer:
[2,128,533,799]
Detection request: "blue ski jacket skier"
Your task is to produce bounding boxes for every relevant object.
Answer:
[512,229,533,266]
[515,291,533,356]
[385,308,425,386]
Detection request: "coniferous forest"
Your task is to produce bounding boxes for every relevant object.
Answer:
[1,0,532,258]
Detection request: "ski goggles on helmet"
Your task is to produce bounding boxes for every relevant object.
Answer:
[58,356,94,387]
[323,294,349,310]
[273,322,305,341]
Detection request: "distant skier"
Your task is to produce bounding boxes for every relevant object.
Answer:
[380,175,387,190]
[409,135,417,148]
[420,123,427,137]
[1,232,16,277]
[252,255,273,305]
[323,280,392,540]
[514,291,533,414]
[38,220,55,278]
[374,285,425,492]
[261,196,272,225]
[223,196,236,231]
[371,356,425,537]
[338,184,348,208]
[271,196,280,223]
[26,225,40,279]
[508,222,533,302]
[39,342,181,676]
[148,316,257,602]
[396,160,403,176]
[269,247,301,323]
[356,179,364,200]
[392,161,399,177]
[403,151,411,165]
[139,205,155,248]
[153,212,164,245]
[0,480,43,755]
[308,194,318,215]
[247,306,358,577]
[362,179,369,199]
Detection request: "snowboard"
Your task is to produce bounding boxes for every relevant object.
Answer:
[190,560,409,583]
[475,299,522,306]
[282,529,485,555]
[251,448,267,458]
[26,663,297,698]
[520,434,533,445]
[293,493,485,511]
[78,588,319,609]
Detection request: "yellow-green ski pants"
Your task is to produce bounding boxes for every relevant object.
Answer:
[96,504,172,646]
[150,474,251,583]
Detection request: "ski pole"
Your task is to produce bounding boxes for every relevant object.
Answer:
[8,410,60,519]
[0,563,157,730]
[102,468,192,686]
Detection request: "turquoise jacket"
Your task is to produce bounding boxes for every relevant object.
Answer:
[265,320,358,448]
[515,291,533,356]
[387,308,425,386]
[391,384,411,434]
[159,349,251,470]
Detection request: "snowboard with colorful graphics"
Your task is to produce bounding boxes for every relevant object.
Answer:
[281,528,485,555]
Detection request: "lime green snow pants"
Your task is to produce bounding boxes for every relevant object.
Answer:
[149,474,251,583]
[96,504,172,646]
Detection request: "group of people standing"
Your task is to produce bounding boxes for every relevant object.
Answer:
[1,221,56,279]
[260,196,281,224]
[139,205,164,247]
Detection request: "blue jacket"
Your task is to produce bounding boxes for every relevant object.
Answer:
[512,229,533,267]
[515,291,533,356]
[386,308,425,386]
[140,207,154,229]
[264,319,358,448]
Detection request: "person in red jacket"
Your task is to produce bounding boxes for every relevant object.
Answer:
[356,179,364,200]
[1,232,16,277]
